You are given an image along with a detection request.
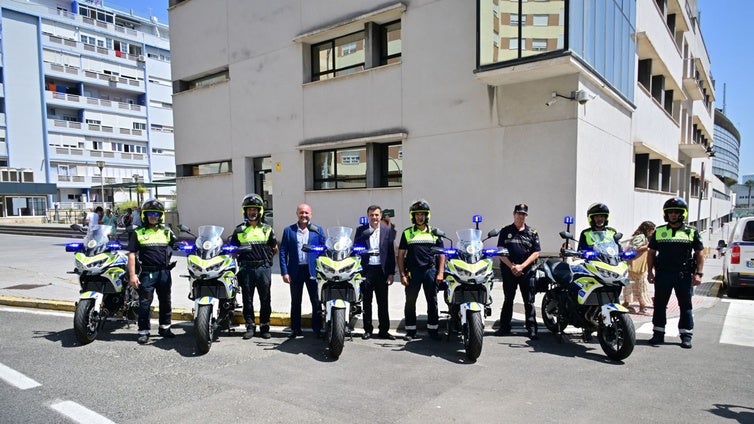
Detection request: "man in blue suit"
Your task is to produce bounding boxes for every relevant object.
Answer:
[280,203,326,338]
[355,205,397,340]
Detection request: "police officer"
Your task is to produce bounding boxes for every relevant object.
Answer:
[397,200,445,341]
[578,203,619,251]
[230,194,278,340]
[495,203,541,339]
[646,197,704,349]
[127,199,177,345]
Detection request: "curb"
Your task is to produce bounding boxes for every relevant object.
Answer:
[0,295,297,327]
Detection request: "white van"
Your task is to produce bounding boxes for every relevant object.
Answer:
[720,216,754,297]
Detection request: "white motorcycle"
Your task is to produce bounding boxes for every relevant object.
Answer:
[435,216,502,360]
[304,224,371,359]
[66,224,138,345]
[178,225,240,354]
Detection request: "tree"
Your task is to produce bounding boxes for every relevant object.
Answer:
[746,179,754,209]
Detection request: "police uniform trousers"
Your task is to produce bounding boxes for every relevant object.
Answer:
[362,264,390,334]
[652,269,694,335]
[499,269,537,333]
[137,268,172,332]
[290,264,322,333]
[404,266,439,332]
[238,262,272,331]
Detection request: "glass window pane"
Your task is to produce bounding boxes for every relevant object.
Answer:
[312,42,334,79]
[334,31,365,72]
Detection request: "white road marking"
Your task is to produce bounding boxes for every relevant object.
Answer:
[0,306,71,318]
[0,362,41,390]
[636,319,680,337]
[50,400,116,424]
[720,299,754,347]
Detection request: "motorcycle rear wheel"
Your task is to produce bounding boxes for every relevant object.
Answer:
[195,304,214,355]
[465,310,484,361]
[598,313,635,361]
[328,308,346,359]
[73,299,99,345]
[541,290,567,334]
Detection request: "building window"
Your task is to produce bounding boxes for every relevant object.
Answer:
[533,14,549,26]
[311,141,402,190]
[178,160,232,177]
[174,70,230,93]
[532,39,547,51]
[314,147,367,189]
[381,20,402,65]
[312,31,366,81]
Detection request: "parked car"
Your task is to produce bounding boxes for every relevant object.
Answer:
[719,217,754,298]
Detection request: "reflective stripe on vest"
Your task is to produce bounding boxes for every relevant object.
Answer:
[654,225,696,243]
[136,227,172,246]
[237,225,272,244]
[404,226,437,245]
[583,229,616,246]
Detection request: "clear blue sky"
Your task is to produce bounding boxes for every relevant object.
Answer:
[108,1,751,181]
[102,0,169,24]
[698,0,753,182]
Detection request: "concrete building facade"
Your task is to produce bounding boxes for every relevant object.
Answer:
[0,0,174,218]
[169,0,731,252]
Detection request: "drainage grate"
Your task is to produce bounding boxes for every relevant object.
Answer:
[3,284,49,290]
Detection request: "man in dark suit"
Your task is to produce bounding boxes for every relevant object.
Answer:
[279,203,326,339]
[355,205,397,340]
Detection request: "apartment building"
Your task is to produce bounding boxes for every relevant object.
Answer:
[169,0,730,251]
[0,0,174,218]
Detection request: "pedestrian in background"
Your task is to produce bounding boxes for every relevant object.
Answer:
[279,203,326,339]
[101,208,118,240]
[355,205,397,340]
[647,197,704,349]
[495,204,541,339]
[623,220,655,314]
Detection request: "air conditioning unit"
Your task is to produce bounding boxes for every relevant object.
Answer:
[109,75,118,82]
[137,55,146,62]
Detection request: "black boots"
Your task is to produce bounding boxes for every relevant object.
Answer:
[648,331,665,345]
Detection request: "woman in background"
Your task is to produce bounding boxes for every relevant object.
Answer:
[624,221,656,314]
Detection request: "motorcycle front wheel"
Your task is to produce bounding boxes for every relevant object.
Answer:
[328,308,346,359]
[195,304,214,355]
[464,310,484,361]
[73,298,99,345]
[598,313,635,361]
[541,290,567,334]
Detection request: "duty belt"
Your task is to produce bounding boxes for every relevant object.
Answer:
[241,260,270,267]
[140,265,167,272]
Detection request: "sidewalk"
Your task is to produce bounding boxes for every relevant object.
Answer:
[0,230,724,334]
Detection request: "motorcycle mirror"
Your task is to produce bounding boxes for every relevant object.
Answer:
[432,228,446,238]
[486,229,500,239]
[306,223,322,236]
[178,224,191,233]
[614,232,623,242]
[362,226,375,237]
[559,231,573,240]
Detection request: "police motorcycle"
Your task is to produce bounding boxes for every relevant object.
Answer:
[66,224,138,345]
[537,216,638,360]
[302,220,372,359]
[433,215,503,361]
[177,225,240,355]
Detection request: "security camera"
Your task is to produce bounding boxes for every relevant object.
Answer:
[575,90,595,104]
[545,92,558,107]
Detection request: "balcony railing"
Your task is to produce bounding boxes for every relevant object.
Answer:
[53,8,169,41]
[49,120,147,141]
[51,146,147,162]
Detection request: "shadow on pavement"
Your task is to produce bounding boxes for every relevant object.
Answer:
[708,403,754,424]
[517,332,627,365]
[275,333,337,363]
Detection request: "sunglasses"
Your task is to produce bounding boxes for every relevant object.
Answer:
[145,211,162,218]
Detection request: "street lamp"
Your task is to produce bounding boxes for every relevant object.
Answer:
[96,160,106,209]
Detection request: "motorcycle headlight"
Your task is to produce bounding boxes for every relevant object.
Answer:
[596,267,621,280]
[321,263,336,275]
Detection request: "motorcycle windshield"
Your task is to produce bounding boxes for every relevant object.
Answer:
[83,225,113,255]
[456,229,484,263]
[588,231,622,265]
[195,225,225,259]
[325,226,353,261]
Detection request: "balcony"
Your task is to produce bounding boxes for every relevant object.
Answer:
[52,7,169,42]
[44,33,144,64]
[81,70,144,92]
[44,62,81,78]
[50,146,148,164]
[47,119,148,142]
[682,58,704,101]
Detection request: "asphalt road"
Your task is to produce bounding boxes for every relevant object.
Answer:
[1,300,753,424]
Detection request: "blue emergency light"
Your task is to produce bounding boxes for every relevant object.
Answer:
[359,216,368,225]
[472,214,483,224]
[564,216,574,225]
